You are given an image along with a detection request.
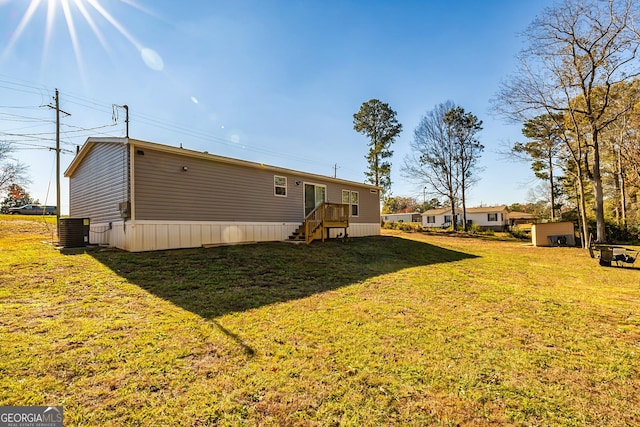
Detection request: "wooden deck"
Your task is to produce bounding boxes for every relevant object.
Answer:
[289,202,349,244]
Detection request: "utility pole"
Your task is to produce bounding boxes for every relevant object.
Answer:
[113,104,129,138]
[333,163,339,178]
[124,104,129,138]
[48,89,70,236]
[55,89,60,233]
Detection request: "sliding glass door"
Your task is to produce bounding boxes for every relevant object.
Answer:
[304,183,326,216]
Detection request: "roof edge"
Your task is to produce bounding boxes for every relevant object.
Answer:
[65,137,381,191]
[63,137,128,177]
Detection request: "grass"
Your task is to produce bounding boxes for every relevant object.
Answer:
[1,217,639,426]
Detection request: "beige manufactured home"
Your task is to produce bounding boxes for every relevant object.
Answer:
[64,137,381,252]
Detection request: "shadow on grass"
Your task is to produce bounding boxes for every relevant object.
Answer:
[89,236,477,320]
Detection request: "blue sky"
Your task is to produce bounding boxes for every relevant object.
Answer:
[0,0,555,213]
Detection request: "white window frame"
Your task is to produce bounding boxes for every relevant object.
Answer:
[488,213,498,222]
[426,215,436,224]
[274,175,287,197]
[351,191,359,217]
[342,190,359,217]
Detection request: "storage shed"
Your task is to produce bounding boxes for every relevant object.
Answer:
[531,221,576,247]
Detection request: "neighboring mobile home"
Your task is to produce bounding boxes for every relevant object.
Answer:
[64,138,381,252]
[422,205,509,231]
[381,212,422,223]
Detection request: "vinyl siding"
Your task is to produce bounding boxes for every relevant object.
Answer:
[133,147,380,223]
[330,186,379,224]
[69,142,128,222]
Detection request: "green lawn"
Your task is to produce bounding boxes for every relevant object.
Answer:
[1,218,639,426]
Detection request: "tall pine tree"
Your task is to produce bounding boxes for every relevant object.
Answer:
[353,99,402,197]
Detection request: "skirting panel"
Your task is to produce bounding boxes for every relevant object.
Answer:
[328,223,380,238]
[88,221,381,252]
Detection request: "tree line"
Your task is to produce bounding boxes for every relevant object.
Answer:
[356,0,640,245]
[353,99,484,233]
[494,0,640,245]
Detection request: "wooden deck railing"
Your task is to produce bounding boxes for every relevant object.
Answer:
[304,202,349,244]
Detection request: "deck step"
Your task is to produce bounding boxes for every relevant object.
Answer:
[288,224,306,241]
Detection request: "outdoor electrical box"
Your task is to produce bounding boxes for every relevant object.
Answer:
[118,201,130,219]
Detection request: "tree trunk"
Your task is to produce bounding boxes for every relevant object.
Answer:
[614,149,622,226]
[591,129,607,243]
[574,185,584,249]
[571,149,589,249]
[621,170,627,229]
[375,155,379,187]
[461,179,467,232]
[616,145,627,229]
[374,130,379,188]
[548,155,555,221]
[577,176,589,248]
[613,163,621,226]
[449,195,457,230]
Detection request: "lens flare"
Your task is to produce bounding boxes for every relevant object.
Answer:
[1,0,164,75]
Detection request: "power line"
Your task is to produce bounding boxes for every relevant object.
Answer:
[1,122,117,137]
[0,105,42,109]
[0,83,50,97]
[0,77,352,174]
[0,122,55,133]
[2,80,331,167]
[0,112,52,122]
[0,132,56,143]
[2,138,74,153]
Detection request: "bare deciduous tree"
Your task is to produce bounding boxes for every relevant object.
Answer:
[493,0,640,244]
[0,142,29,194]
[444,107,483,231]
[403,101,460,226]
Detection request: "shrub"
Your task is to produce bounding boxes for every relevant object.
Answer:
[381,221,424,233]
[510,226,530,240]
[468,223,482,234]
[382,221,395,230]
[399,222,423,233]
[587,219,640,244]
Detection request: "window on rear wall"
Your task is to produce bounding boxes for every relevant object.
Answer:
[274,175,287,197]
[351,191,359,216]
[342,190,359,216]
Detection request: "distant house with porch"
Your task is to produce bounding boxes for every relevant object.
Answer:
[421,207,460,229]
[507,211,537,226]
[422,205,509,231]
